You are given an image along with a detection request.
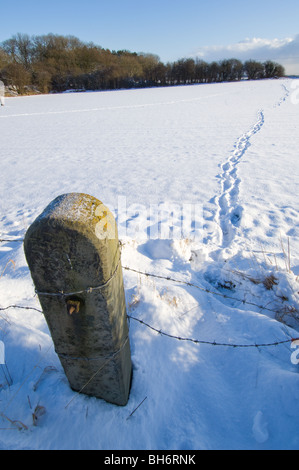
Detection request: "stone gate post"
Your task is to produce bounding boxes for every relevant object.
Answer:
[24,193,132,406]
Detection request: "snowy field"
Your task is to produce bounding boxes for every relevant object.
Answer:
[0,79,299,450]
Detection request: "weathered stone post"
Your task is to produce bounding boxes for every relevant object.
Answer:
[24,193,132,406]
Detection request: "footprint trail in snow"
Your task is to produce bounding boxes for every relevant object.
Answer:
[214,109,265,251]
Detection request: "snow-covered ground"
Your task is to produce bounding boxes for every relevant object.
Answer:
[0,79,299,450]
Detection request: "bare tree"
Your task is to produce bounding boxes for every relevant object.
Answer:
[264,60,285,78]
[0,32,287,93]
[2,33,33,70]
[244,60,265,80]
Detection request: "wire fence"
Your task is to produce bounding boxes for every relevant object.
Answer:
[123,266,281,315]
[0,265,298,349]
[0,237,298,427]
[0,235,298,349]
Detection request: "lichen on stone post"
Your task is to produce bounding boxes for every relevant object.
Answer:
[24,193,132,406]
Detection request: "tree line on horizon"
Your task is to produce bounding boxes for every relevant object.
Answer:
[0,33,286,94]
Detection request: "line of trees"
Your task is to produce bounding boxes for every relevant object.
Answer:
[0,33,285,94]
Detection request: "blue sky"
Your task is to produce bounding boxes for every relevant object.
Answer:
[1,0,299,72]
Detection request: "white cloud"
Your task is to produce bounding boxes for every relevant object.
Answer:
[194,35,299,75]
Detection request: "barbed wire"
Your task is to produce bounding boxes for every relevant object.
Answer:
[127,314,294,348]
[123,266,280,314]
[0,304,42,314]
[0,239,24,243]
[0,240,297,349]
[36,257,121,298]
[0,301,297,350]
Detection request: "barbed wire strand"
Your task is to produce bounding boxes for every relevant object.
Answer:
[123,266,280,314]
[0,266,298,350]
[35,257,121,298]
[0,267,297,417]
[0,305,42,314]
[0,261,292,318]
[0,302,296,350]
[127,314,293,348]
[0,239,24,243]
